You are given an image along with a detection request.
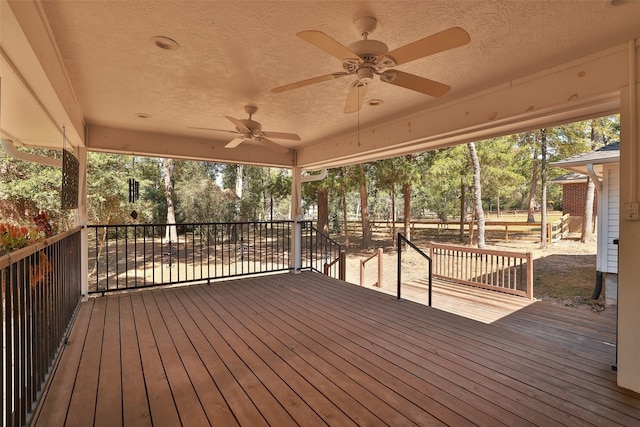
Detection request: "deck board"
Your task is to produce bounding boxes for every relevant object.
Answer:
[95,297,123,427]
[33,297,94,426]
[130,291,181,427]
[118,295,152,427]
[154,290,240,427]
[31,272,640,427]
[65,297,105,427]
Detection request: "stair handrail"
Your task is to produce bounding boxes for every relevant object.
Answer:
[397,233,433,306]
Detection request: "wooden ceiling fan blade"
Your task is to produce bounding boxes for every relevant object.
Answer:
[189,127,238,134]
[225,137,246,149]
[297,30,359,61]
[384,27,470,66]
[271,72,347,93]
[262,130,301,141]
[344,81,368,114]
[258,137,289,154]
[225,115,249,132]
[382,70,450,97]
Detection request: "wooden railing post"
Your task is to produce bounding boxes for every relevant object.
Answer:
[360,248,384,287]
[377,248,384,288]
[526,251,534,299]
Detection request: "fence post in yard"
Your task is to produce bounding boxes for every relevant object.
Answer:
[339,250,346,281]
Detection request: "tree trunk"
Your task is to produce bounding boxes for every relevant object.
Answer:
[467,142,486,248]
[235,164,243,198]
[582,177,596,243]
[162,158,178,242]
[359,164,371,249]
[526,147,539,223]
[468,205,476,246]
[539,129,548,248]
[317,188,329,235]
[390,185,396,242]
[403,182,411,242]
[340,168,349,248]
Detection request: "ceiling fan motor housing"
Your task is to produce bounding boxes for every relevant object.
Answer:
[346,39,390,82]
[348,39,388,60]
[240,119,261,134]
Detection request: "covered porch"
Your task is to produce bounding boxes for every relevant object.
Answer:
[3,3,640,423]
[31,272,639,427]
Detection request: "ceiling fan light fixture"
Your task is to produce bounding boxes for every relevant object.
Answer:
[357,66,375,82]
[151,36,180,50]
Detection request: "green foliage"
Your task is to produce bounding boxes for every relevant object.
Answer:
[0,114,620,234]
[475,137,527,210]
[173,161,237,222]
[417,146,470,220]
[0,147,73,230]
[86,152,132,224]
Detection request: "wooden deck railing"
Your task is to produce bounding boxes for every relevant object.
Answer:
[1,227,83,427]
[360,248,383,287]
[429,242,534,299]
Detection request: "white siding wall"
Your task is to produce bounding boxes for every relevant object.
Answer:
[599,164,620,273]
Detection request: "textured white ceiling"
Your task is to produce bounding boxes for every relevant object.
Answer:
[8,0,640,161]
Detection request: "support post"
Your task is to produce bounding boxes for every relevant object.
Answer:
[75,145,89,301]
[290,165,303,273]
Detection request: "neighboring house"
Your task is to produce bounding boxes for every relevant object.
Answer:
[552,172,598,233]
[551,142,620,305]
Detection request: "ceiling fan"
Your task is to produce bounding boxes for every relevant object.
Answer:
[271,17,470,113]
[190,105,299,154]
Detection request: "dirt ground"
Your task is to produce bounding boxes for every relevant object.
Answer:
[341,232,601,311]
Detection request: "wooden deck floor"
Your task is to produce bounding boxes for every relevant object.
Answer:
[31,272,640,426]
[362,277,536,323]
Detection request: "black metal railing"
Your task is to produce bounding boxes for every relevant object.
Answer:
[397,233,432,306]
[302,224,345,280]
[88,221,296,293]
[88,220,346,294]
[2,227,83,427]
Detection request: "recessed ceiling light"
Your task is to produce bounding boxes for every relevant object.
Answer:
[367,99,384,106]
[151,36,180,50]
[136,113,151,119]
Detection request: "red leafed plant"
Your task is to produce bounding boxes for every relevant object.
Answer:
[0,212,54,254]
